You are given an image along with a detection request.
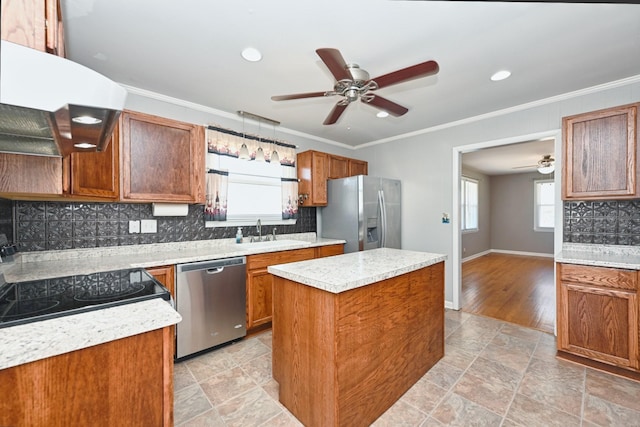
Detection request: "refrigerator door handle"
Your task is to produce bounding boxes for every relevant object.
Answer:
[379,190,387,248]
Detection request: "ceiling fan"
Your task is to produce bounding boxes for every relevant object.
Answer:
[271,48,439,125]
[513,154,555,174]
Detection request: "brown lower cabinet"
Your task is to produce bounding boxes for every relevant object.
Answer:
[0,326,175,427]
[557,263,639,372]
[246,244,344,331]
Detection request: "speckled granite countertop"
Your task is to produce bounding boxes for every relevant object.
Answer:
[268,247,446,293]
[0,233,345,283]
[0,298,181,370]
[0,233,343,370]
[555,243,640,270]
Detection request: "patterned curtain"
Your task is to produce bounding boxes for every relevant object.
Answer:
[205,127,298,222]
[204,171,228,221]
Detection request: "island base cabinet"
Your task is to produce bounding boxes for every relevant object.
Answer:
[273,262,444,427]
[0,327,174,427]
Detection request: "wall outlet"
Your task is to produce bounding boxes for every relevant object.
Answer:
[141,219,157,233]
[128,220,140,234]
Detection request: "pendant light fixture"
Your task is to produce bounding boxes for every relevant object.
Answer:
[238,115,250,160]
[271,123,280,165]
[255,120,265,162]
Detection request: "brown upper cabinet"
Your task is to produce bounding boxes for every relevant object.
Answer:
[297,150,329,206]
[1,110,205,203]
[1,0,65,56]
[328,155,349,179]
[348,158,368,176]
[562,103,639,200]
[120,111,205,203]
[0,153,62,197]
[65,127,120,200]
[297,150,368,207]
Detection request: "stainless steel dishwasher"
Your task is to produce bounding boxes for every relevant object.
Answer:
[175,256,246,359]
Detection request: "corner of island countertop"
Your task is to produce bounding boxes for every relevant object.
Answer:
[268,247,447,293]
[0,298,181,371]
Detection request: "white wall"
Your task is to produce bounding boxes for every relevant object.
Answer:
[358,80,640,305]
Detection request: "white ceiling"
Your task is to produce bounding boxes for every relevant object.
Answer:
[60,1,640,151]
[461,139,556,176]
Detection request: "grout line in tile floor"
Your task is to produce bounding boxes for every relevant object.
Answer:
[174,310,640,427]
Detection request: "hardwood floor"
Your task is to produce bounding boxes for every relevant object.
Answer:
[462,253,555,334]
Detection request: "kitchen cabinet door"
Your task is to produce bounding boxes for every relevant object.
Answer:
[562,103,639,200]
[329,155,349,179]
[0,152,62,196]
[1,0,64,56]
[348,159,368,176]
[316,244,344,258]
[557,263,639,370]
[297,150,329,206]
[247,268,273,329]
[67,126,119,200]
[120,111,205,203]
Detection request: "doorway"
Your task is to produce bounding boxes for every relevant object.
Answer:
[451,130,562,333]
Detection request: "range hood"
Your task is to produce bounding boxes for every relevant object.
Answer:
[0,40,127,157]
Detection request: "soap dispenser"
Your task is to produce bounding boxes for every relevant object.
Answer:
[236,227,243,244]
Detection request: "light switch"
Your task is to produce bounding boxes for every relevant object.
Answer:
[141,219,157,233]
[128,220,140,234]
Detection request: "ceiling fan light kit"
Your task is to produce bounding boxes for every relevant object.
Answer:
[537,155,555,174]
[271,48,439,125]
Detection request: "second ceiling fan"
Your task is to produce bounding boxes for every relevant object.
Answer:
[271,48,439,125]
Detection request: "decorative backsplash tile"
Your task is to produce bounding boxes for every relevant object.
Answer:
[8,201,316,252]
[563,200,640,245]
[0,199,14,243]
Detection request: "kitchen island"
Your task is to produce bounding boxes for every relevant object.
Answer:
[268,248,446,427]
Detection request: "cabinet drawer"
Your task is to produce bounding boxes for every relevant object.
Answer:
[247,248,316,270]
[316,244,344,258]
[560,264,637,290]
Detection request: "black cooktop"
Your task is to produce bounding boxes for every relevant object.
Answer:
[0,268,171,329]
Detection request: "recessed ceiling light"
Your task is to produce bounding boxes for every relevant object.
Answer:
[73,142,97,149]
[72,115,102,125]
[376,111,389,118]
[491,70,511,81]
[241,47,262,62]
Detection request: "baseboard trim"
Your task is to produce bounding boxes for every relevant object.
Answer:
[490,249,554,258]
[462,249,554,262]
[445,301,455,310]
[462,250,491,263]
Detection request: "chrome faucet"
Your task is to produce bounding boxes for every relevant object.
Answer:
[256,219,262,242]
[272,227,277,241]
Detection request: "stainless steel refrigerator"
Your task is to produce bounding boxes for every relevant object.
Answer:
[321,175,401,253]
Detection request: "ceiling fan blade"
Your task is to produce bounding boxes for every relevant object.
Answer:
[316,48,350,81]
[371,60,439,90]
[365,95,408,117]
[271,91,329,101]
[323,102,348,125]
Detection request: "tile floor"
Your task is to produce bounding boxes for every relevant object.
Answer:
[174,310,640,426]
